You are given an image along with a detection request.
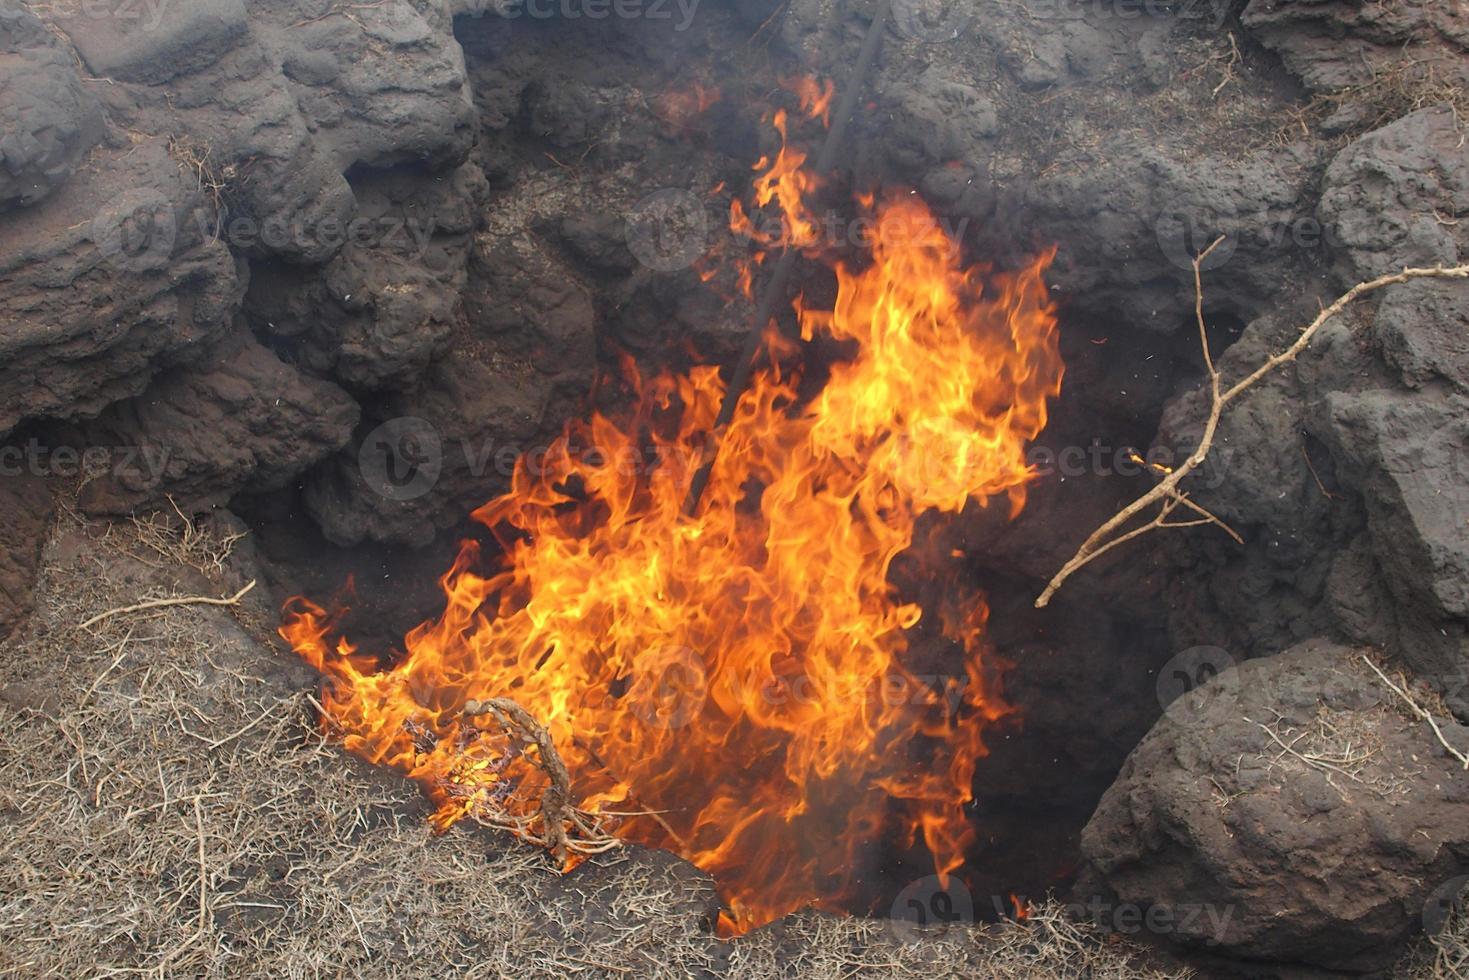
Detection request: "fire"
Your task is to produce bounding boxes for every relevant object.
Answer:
[781,74,836,128]
[281,90,1063,934]
[729,107,823,252]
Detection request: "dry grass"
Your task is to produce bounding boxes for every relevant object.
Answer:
[164,137,232,244]
[125,498,248,578]
[727,902,1193,979]
[1400,880,1469,980]
[0,513,1188,978]
[1316,58,1469,138]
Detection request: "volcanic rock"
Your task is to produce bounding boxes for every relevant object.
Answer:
[0,138,244,436]
[1149,104,1469,718]
[1321,388,1469,716]
[1318,107,1468,284]
[0,468,54,640]
[253,0,476,171]
[300,232,595,546]
[53,0,251,86]
[70,330,359,516]
[0,3,104,209]
[1081,638,1469,972]
[1243,0,1469,93]
[245,157,489,391]
[1020,134,1323,332]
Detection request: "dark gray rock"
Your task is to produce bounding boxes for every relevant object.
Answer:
[1372,281,1469,394]
[0,468,54,640]
[1003,33,1069,91]
[253,0,476,171]
[878,67,999,172]
[300,232,596,546]
[1243,0,1469,93]
[1318,106,1468,284]
[1322,388,1469,705]
[1018,136,1323,331]
[0,4,104,209]
[0,139,244,436]
[55,0,250,86]
[1082,639,1469,972]
[72,330,360,515]
[246,158,489,391]
[79,7,357,266]
[1151,104,1469,718]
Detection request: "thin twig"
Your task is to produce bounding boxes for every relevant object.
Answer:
[1300,443,1339,499]
[1128,452,1244,542]
[79,581,256,630]
[1361,655,1469,769]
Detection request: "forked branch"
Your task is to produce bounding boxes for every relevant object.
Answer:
[1035,249,1469,609]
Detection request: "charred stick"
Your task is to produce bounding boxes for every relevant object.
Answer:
[682,0,893,516]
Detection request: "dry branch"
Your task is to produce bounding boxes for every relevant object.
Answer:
[461,697,621,864]
[1035,250,1469,608]
[79,580,257,630]
[1361,655,1469,770]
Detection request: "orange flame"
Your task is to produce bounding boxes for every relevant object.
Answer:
[282,109,1063,934]
[781,74,836,128]
[729,108,825,253]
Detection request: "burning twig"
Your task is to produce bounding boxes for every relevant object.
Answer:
[461,698,621,864]
[1361,655,1469,770]
[79,580,257,630]
[1035,249,1469,608]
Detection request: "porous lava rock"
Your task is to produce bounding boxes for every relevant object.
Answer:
[0,469,54,640]
[0,137,244,435]
[1081,639,1469,972]
[1152,105,1469,717]
[300,232,596,546]
[1243,0,1469,93]
[245,157,490,392]
[0,3,104,209]
[69,331,360,516]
